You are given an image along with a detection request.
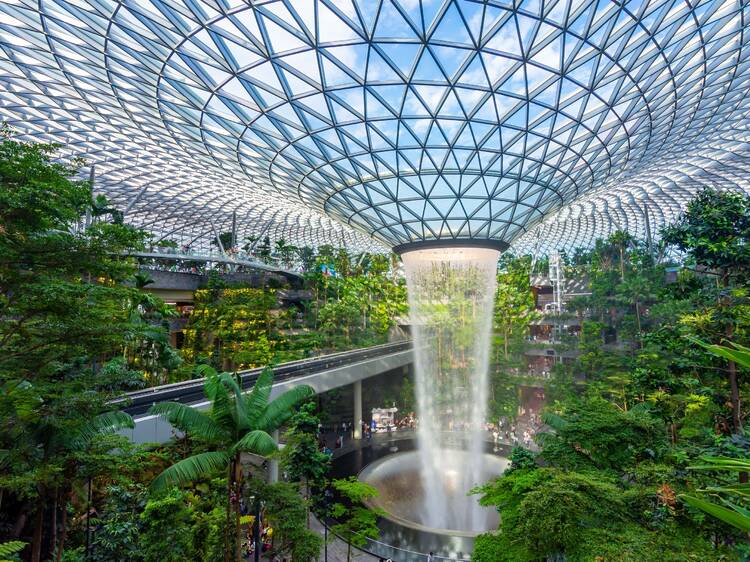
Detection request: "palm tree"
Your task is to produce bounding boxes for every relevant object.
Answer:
[679,340,750,531]
[133,271,154,289]
[607,230,634,282]
[149,365,314,562]
[274,239,299,269]
[15,395,134,562]
[616,274,656,335]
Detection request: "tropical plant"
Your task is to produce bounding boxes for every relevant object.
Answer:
[663,188,750,434]
[280,402,330,525]
[245,479,322,562]
[0,541,26,562]
[149,365,314,562]
[274,239,299,268]
[133,272,155,289]
[681,456,750,533]
[1,377,134,562]
[140,489,196,562]
[679,338,750,531]
[329,477,381,562]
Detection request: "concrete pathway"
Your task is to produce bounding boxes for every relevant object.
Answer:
[310,513,379,562]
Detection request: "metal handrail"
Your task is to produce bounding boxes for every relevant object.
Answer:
[125,249,301,277]
[114,340,413,416]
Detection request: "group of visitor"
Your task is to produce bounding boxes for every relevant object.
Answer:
[316,420,355,453]
[487,409,543,450]
[239,501,274,560]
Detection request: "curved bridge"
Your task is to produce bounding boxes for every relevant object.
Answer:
[117,341,413,444]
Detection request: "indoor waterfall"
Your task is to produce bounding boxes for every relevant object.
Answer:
[402,246,500,533]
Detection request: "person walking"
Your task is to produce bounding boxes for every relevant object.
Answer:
[427,552,434,562]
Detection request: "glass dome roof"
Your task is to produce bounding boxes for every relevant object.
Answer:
[1,0,749,252]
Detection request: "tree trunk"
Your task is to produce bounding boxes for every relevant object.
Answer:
[234,454,242,562]
[727,343,741,434]
[634,298,641,334]
[11,511,27,539]
[721,273,741,435]
[225,463,233,562]
[56,496,68,562]
[31,493,45,562]
[50,492,58,560]
[720,271,745,482]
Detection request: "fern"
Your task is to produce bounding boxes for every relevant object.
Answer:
[0,541,26,562]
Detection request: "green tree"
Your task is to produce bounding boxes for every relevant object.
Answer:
[494,255,538,362]
[679,339,750,531]
[245,479,322,562]
[149,366,313,562]
[140,489,196,562]
[90,484,147,562]
[0,131,145,378]
[616,273,658,336]
[0,376,134,562]
[274,239,299,269]
[473,467,728,561]
[210,231,234,253]
[280,402,330,525]
[663,188,750,433]
[505,446,537,474]
[183,287,279,370]
[538,396,667,472]
[329,477,381,562]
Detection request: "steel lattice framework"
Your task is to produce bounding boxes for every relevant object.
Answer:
[1,0,750,253]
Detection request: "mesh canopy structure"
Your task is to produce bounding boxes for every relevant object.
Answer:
[1,0,749,253]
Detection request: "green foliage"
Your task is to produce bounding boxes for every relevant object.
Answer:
[150,366,313,491]
[513,471,626,557]
[493,254,538,364]
[304,250,406,350]
[538,396,667,471]
[281,402,330,492]
[505,447,537,474]
[177,247,406,371]
[140,489,195,562]
[681,456,750,533]
[246,479,322,562]
[90,484,147,562]
[149,366,313,562]
[329,477,381,562]
[0,135,146,378]
[190,506,227,562]
[183,287,279,369]
[662,188,750,279]
[0,541,26,562]
[474,467,733,562]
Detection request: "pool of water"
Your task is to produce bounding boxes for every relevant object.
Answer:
[329,435,510,561]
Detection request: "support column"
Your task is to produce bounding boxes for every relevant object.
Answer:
[353,380,363,440]
[268,429,279,483]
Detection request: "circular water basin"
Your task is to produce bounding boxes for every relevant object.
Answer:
[359,449,508,536]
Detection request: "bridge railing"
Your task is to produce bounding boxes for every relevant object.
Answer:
[127,249,301,277]
[113,340,413,416]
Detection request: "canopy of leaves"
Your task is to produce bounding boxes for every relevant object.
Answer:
[538,396,667,472]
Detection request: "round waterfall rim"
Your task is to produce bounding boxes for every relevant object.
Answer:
[392,239,509,255]
[357,448,507,538]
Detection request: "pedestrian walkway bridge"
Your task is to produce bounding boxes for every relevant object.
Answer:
[116,341,413,443]
[128,249,302,278]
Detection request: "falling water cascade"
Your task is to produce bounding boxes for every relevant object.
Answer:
[402,246,500,534]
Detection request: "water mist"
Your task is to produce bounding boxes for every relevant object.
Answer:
[402,246,499,533]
